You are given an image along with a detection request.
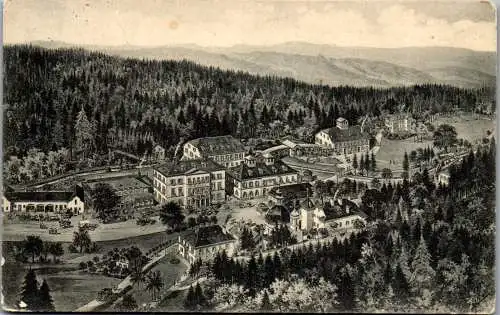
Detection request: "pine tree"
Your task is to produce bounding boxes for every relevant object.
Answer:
[184,285,195,309]
[20,269,40,311]
[364,152,370,172]
[74,108,94,158]
[38,280,55,312]
[261,290,272,310]
[352,154,358,171]
[403,151,409,173]
[410,237,435,291]
[194,282,205,307]
[412,219,422,245]
[392,263,410,304]
[360,155,365,172]
[246,256,258,297]
[371,152,377,171]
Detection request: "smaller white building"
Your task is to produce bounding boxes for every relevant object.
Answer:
[178,224,237,264]
[290,198,367,233]
[2,191,84,214]
[437,170,450,186]
[385,113,415,133]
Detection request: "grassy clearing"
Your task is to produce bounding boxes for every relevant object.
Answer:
[1,262,121,312]
[432,117,495,143]
[376,138,433,171]
[2,230,174,311]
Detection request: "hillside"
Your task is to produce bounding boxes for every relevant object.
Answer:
[3,45,494,161]
[31,41,496,88]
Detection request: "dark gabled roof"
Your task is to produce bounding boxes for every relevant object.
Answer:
[265,205,290,224]
[321,125,370,143]
[4,191,77,202]
[155,159,225,177]
[268,183,312,198]
[300,198,316,209]
[182,225,235,248]
[323,199,366,221]
[187,136,246,156]
[226,160,298,181]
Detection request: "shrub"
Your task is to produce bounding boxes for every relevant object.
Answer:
[68,244,78,253]
[93,256,100,263]
[79,261,87,270]
[169,257,180,264]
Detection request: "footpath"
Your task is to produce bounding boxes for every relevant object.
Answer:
[75,243,177,312]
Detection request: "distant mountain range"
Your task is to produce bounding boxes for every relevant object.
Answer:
[30,40,496,88]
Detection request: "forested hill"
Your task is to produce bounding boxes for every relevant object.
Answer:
[3,45,495,159]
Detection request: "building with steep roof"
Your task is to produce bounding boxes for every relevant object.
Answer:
[153,159,226,208]
[268,183,313,204]
[2,190,84,214]
[385,113,415,133]
[315,117,370,157]
[182,135,246,168]
[225,154,299,200]
[178,224,237,264]
[290,198,367,233]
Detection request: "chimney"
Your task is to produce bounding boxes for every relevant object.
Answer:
[336,117,349,130]
[245,155,256,168]
[263,153,274,166]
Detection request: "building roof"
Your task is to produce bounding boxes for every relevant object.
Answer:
[227,160,297,181]
[85,176,151,191]
[320,125,370,143]
[385,113,412,121]
[181,225,235,248]
[156,159,225,177]
[265,205,290,224]
[4,191,77,203]
[187,135,246,156]
[323,199,367,221]
[300,198,316,209]
[268,183,312,198]
[261,144,290,155]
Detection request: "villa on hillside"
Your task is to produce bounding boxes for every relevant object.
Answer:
[290,198,367,234]
[315,117,370,157]
[385,113,415,133]
[153,159,226,208]
[225,153,299,200]
[178,224,237,264]
[182,135,246,168]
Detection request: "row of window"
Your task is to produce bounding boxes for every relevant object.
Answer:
[210,173,224,180]
[212,153,244,162]
[241,176,296,188]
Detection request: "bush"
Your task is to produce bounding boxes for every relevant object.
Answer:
[87,242,99,253]
[169,257,180,264]
[79,261,87,270]
[68,244,78,253]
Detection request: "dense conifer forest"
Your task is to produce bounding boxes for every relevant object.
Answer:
[3,45,495,161]
[188,142,495,313]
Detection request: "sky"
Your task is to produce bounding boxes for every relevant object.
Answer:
[3,0,497,51]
